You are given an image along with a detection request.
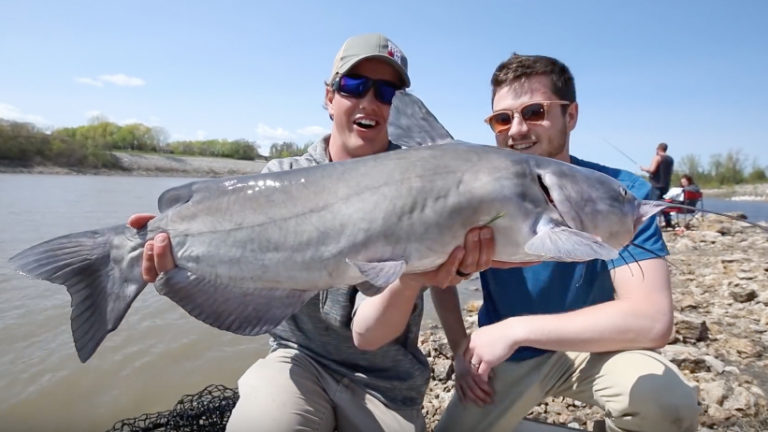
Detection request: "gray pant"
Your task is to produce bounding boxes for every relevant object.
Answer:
[436,350,699,432]
[226,348,426,432]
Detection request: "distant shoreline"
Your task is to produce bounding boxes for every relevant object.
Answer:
[701,183,768,201]
[0,152,268,178]
[2,156,767,201]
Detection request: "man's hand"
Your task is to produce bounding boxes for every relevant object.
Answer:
[463,321,521,382]
[352,226,496,351]
[454,339,494,405]
[127,213,176,282]
[401,226,495,290]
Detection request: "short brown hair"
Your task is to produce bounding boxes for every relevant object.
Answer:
[657,142,668,152]
[490,54,576,104]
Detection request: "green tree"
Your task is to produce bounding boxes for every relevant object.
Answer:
[0,120,50,162]
[269,141,303,158]
[746,162,767,183]
[676,154,703,180]
[709,150,746,185]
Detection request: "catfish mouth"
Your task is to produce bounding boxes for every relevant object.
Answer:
[537,173,572,228]
[537,174,556,207]
[536,173,586,233]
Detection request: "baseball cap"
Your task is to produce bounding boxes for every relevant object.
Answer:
[329,33,410,88]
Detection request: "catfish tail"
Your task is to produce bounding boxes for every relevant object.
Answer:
[9,224,148,362]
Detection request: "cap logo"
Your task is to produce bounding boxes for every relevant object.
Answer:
[387,41,403,66]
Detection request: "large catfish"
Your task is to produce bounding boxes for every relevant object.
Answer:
[11,93,663,363]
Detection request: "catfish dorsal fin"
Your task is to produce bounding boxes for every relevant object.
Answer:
[388,92,454,147]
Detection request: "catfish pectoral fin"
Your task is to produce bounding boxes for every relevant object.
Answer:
[155,268,316,335]
[346,258,407,288]
[525,227,619,261]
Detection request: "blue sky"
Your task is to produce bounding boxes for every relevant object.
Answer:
[2,0,767,173]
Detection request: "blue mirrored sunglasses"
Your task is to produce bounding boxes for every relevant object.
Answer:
[332,74,401,105]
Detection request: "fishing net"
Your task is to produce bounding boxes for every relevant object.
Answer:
[107,384,238,432]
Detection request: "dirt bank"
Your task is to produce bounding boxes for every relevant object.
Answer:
[0,152,267,177]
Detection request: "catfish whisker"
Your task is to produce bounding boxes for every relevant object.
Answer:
[628,241,679,273]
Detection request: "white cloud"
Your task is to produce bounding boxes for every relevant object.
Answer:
[85,110,103,119]
[255,123,328,143]
[75,73,146,87]
[253,123,328,156]
[75,77,104,87]
[0,103,46,124]
[297,125,328,136]
[255,123,293,143]
[98,74,145,87]
[195,130,207,140]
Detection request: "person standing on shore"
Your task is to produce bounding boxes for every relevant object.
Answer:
[128,33,495,431]
[435,54,699,432]
[641,142,675,228]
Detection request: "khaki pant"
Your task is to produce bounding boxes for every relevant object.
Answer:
[226,348,425,432]
[436,350,699,432]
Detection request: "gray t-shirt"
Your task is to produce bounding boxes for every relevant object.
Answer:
[263,136,430,410]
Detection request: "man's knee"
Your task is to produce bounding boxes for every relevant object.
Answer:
[227,351,335,431]
[606,366,699,431]
[590,351,698,431]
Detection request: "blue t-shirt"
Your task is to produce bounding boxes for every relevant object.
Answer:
[478,156,669,362]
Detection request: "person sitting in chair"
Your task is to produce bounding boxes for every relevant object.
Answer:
[663,174,701,206]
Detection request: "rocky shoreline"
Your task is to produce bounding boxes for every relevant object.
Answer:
[703,184,768,201]
[418,216,768,431]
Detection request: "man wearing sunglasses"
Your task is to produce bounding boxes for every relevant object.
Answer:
[128,33,494,431]
[436,54,699,432]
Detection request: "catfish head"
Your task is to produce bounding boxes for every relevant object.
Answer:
[529,157,664,252]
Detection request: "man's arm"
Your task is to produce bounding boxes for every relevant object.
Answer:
[352,227,494,351]
[641,154,661,174]
[464,257,673,380]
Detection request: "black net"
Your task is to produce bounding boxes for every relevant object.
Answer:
[107,384,238,432]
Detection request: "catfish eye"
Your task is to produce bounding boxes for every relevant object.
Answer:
[620,187,629,198]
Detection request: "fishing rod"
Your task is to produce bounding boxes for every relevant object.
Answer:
[645,200,768,233]
[602,138,640,167]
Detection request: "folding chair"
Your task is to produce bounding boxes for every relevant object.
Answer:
[661,189,703,228]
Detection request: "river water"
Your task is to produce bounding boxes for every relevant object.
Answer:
[1,173,766,431]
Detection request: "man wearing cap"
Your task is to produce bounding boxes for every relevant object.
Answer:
[128,33,494,431]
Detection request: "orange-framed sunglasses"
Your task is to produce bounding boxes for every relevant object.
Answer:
[484,100,571,134]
